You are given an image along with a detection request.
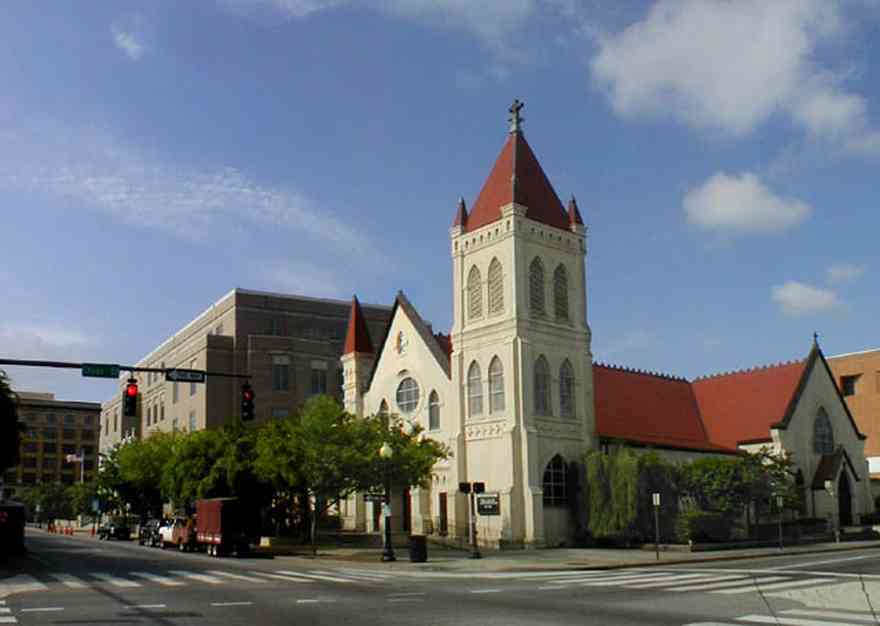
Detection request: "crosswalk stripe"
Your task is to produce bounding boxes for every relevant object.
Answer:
[525,571,615,580]
[532,572,612,583]
[673,576,787,592]
[277,570,356,584]
[0,609,9,614]
[582,572,694,586]
[90,573,141,588]
[313,569,385,581]
[0,617,16,624]
[253,572,315,583]
[624,573,730,589]
[206,570,268,583]
[167,570,224,585]
[664,575,749,590]
[737,614,853,626]
[339,568,391,579]
[49,574,87,589]
[716,577,831,595]
[781,609,878,624]
[129,572,185,587]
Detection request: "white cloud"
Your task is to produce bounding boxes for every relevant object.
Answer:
[598,328,655,359]
[684,171,811,233]
[112,26,145,60]
[261,262,346,299]
[590,0,879,151]
[0,326,93,393]
[772,281,840,316]
[827,263,865,283]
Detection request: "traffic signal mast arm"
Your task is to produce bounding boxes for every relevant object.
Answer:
[0,358,251,380]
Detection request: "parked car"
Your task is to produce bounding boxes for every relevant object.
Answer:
[138,519,162,547]
[196,498,249,557]
[97,517,131,541]
[159,517,196,551]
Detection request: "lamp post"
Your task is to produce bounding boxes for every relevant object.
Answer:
[775,494,784,551]
[652,492,661,561]
[379,442,396,562]
[824,480,839,543]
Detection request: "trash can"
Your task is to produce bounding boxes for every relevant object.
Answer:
[409,534,427,563]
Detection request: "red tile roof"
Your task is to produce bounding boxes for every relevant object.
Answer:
[593,364,731,452]
[692,360,807,449]
[466,130,570,233]
[343,296,374,355]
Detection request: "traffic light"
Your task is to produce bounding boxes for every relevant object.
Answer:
[123,379,138,417]
[241,383,255,421]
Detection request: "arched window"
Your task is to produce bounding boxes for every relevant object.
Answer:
[428,391,440,430]
[467,361,483,416]
[542,455,567,506]
[554,264,569,321]
[467,265,482,320]
[814,408,834,454]
[489,357,505,412]
[559,359,575,418]
[378,400,389,417]
[529,257,545,318]
[396,378,420,414]
[534,356,551,415]
[488,258,504,316]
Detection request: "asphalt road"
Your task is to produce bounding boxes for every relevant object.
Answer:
[2,531,880,625]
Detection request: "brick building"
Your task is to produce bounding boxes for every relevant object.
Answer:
[827,348,880,476]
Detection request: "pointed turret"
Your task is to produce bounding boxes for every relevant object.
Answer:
[568,195,584,230]
[452,197,468,227]
[465,99,569,233]
[343,295,374,355]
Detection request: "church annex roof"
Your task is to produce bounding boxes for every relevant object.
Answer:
[463,100,570,233]
[812,447,861,489]
[343,295,374,355]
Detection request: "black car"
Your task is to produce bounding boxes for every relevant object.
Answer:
[138,519,162,547]
[97,518,131,540]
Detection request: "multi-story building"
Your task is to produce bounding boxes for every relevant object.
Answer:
[827,348,880,476]
[3,392,100,495]
[100,288,390,452]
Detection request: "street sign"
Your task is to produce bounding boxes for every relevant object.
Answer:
[165,369,206,383]
[476,494,500,516]
[364,493,385,503]
[652,492,661,507]
[81,363,120,378]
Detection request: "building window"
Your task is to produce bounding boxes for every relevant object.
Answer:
[113,410,118,433]
[396,378,420,414]
[534,356,551,415]
[63,429,75,441]
[46,414,56,425]
[215,323,223,335]
[310,361,327,396]
[188,411,196,432]
[813,408,834,455]
[104,417,109,436]
[173,382,179,403]
[270,318,280,336]
[467,265,482,320]
[542,455,567,506]
[529,257,546,317]
[160,403,165,421]
[378,400,389,417]
[64,415,75,425]
[172,417,179,431]
[467,361,483,416]
[190,359,198,396]
[488,258,504,316]
[840,375,859,397]
[554,264,569,322]
[560,359,575,418]
[273,355,291,392]
[83,415,93,426]
[271,408,288,419]
[489,357,504,412]
[428,391,440,430]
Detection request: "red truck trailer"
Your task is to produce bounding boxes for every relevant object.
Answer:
[195,498,249,557]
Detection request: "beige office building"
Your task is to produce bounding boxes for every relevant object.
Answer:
[3,392,100,495]
[100,289,390,453]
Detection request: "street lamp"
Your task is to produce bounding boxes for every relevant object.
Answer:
[379,442,395,562]
[824,479,839,543]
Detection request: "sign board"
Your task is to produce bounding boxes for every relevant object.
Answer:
[82,363,120,379]
[652,493,661,507]
[165,369,206,383]
[364,493,385,503]
[476,493,500,516]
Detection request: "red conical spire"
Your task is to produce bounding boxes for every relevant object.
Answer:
[343,295,374,355]
[452,197,468,227]
[568,195,584,226]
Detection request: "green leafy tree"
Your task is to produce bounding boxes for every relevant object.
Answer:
[0,370,21,476]
[67,481,99,519]
[20,483,73,521]
[161,429,227,511]
[117,433,176,519]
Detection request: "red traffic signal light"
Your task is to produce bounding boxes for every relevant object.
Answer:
[126,382,138,397]
[122,378,139,418]
[243,389,253,402]
[241,383,255,421]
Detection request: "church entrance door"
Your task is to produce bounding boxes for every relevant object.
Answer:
[838,472,853,527]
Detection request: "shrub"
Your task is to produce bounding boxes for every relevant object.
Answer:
[676,510,733,543]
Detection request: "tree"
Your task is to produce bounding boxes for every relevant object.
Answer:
[67,481,99,519]
[20,482,72,521]
[0,369,21,476]
[161,429,227,511]
[117,433,176,519]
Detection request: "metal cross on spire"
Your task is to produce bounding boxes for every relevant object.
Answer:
[508,99,524,133]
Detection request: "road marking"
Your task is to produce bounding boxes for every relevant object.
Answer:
[0,618,15,624]
[0,609,8,614]
[781,608,878,624]
[647,574,747,590]
[254,572,314,583]
[296,599,319,604]
[582,572,692,586]
[470,589,501,594]
[767,554,874,570]
[716,577,832,594]
[737,614,855,626]
[20,607,64,612]
[129,572,185,587]
[622,573,724,588]
[672,576,787,592]
[532,573,612,583]
[387,593,426,598]
[0,575,48,594]
[126,604,166,609]
[277,570,354,584]
[207,570,268,583]
[90,573,141,588]
[167,570,225,585]
[538,585,570,590]
[211,602,254,607]
[338,568,391,579]
[49,574,87,589]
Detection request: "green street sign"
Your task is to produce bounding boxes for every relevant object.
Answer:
[82,363,120,378]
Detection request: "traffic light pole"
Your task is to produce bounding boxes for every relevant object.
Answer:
[0,358,251,379]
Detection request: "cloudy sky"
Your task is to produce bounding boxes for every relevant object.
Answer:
[2,0,877,401]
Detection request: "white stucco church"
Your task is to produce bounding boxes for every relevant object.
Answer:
[339,101,873,548]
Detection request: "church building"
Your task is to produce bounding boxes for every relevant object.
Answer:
[339,102,873,549]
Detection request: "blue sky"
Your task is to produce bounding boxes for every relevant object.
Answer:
[2,0,878,401]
